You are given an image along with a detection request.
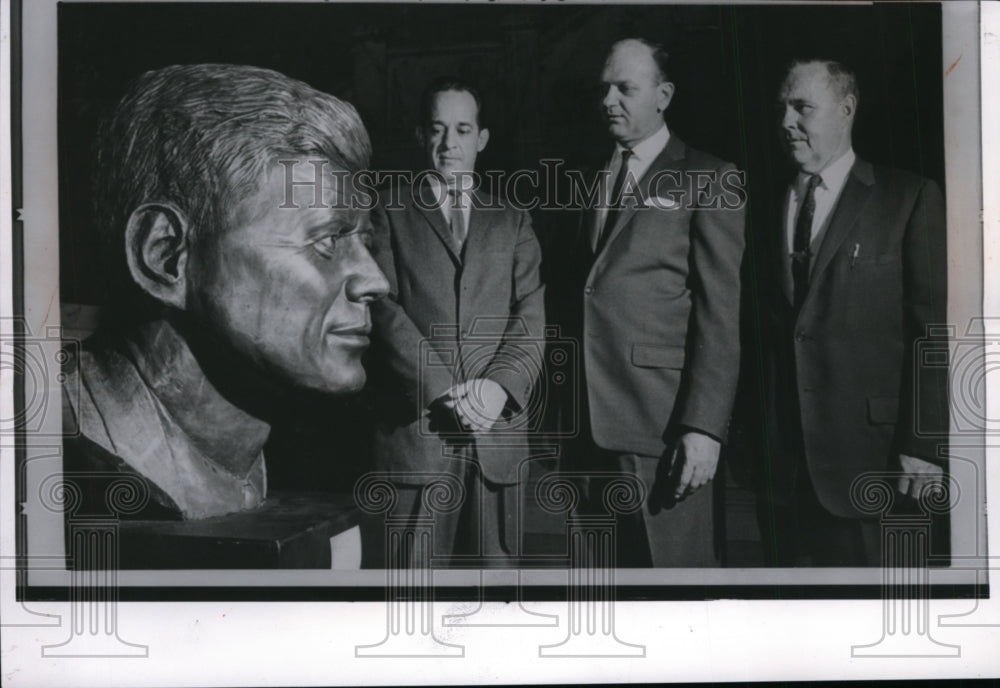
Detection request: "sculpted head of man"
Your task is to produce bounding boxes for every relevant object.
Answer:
[778,60,858,174]
[600,38,675,147]
[94,64,389,395]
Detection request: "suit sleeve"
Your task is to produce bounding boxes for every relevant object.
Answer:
[482,210,546,410]
[896,179,948,463]
[676,163,746,441]
[369,204,454,410]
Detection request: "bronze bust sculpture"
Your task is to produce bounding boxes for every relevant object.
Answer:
[63,64,389,519]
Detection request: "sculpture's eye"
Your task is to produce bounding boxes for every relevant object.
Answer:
[312,234,340,259]
[312,227,367,259]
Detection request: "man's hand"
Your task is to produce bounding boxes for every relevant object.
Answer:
[670,431,721,500]
[440,378,509,433]
[897,454,944,500]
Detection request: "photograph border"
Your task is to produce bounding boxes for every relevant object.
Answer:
[4,1,999,685]
[3,0,993,607]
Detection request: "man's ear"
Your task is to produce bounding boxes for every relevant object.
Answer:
[841,94,857,121]
[476,127,490,152]
[124,202,190,310]
[415,126,426,147]
[656,81,675,114]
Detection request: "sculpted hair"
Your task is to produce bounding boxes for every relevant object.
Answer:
[93,63,371,319]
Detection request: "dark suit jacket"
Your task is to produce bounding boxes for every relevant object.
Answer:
[574,134,745,458]
[753,157,948,518]
[367,182,545,485]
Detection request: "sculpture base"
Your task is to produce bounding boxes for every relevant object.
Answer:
[112,491,359,569]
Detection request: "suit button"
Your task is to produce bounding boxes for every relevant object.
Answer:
[584,286,594,295]
[794,331,806,342]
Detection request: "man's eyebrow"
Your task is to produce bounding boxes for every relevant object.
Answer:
[303,217,357,239]
[430,119,474,128]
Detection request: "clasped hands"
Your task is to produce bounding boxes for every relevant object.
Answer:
[433,378,509,434]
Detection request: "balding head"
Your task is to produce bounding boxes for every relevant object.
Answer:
[777,60,857,173]
[600,39,675,147]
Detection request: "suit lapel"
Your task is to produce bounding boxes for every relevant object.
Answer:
[777,185,794,304]
[585,190,601,252]
[806,158,875,289]
[594,133,687,262]
[461,190,496,272]
[414,181,462,265]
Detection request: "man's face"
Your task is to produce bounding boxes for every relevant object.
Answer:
[777,62,854,174]
[423,89,489,186]
[187,158,389,394]
[600,41,672,147]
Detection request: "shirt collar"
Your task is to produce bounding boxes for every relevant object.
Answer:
[616,123,670,163]
[798,147,856,193]
[426,174,473,207]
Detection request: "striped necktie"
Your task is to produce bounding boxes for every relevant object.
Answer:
[448,188,467,249]
[792,173,822,310]
[596,148,633,254]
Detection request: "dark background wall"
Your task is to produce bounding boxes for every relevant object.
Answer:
[59,2,943,303]
[58,2,943,491]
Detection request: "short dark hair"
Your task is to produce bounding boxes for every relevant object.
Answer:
[610,38,672,84]
[419,76,486,129]
[94,63,371,320]
[786,58,860,105]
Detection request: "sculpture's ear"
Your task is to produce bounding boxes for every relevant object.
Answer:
[124,202,190,310]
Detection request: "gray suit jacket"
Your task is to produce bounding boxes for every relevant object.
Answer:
[756,157,948,517]
[577,134,746,459]
[367,182,545,485]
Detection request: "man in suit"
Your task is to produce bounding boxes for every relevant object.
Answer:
[566,39,745,567]
[749,59,948,566]
[366,78,545,566]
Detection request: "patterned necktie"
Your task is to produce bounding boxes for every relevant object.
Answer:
[596,148,633,254]
[792,173,822,310]
[448,188,467,249]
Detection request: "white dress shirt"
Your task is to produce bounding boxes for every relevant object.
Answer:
[785,148,857,258]
[596,124,671,232]
[426,175,472,237]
